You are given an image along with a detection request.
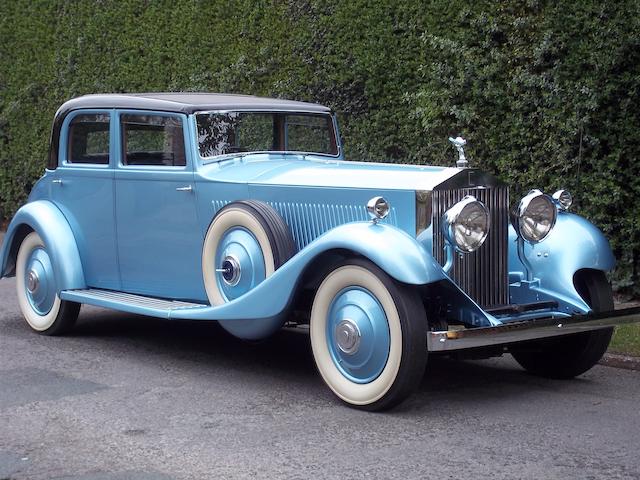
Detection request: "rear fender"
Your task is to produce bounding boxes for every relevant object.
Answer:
[0,201,85,291]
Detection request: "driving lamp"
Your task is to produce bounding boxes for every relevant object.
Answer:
[367,196,390,223]
[552,189,573,211]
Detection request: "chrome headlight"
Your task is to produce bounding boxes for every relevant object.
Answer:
[512,189,557,243]
[442,195,490,253]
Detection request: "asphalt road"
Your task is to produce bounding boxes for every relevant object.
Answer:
[1,278,640,478]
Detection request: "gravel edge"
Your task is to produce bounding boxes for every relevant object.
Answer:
[600,353,640,371]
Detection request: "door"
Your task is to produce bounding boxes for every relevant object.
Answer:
[52,110,120,290]
[114,111,204,301]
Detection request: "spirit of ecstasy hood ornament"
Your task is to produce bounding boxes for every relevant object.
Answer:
[448,136,468,168]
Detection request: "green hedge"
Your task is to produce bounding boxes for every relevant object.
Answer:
[1,0,638,295]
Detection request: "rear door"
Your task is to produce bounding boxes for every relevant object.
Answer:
[114,111,204,301]
[52,109,120,290]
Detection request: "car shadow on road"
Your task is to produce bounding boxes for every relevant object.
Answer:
[60,307,601,412]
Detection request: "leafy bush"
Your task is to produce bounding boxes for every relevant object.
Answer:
[0,0,638,295]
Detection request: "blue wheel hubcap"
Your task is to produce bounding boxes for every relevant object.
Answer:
[24,247,56,315]
[215,227,266,302]
[326,287,391,384]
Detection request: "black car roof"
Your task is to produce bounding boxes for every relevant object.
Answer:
[48,93,332,170]
[57,92,332,114]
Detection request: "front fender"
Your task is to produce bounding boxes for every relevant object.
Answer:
[0,201,86,291]
[171,222,445,338]
[305,221,445,286]
[509,212,615,312]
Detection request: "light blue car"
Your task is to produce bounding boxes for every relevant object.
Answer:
[1,93,638,410]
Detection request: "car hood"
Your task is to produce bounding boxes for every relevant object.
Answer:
[200,155,462,191]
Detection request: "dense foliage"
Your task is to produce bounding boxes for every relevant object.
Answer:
[1,0,638,295]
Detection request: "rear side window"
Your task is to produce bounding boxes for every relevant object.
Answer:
[121,114,185,166]
[67,113,110,164]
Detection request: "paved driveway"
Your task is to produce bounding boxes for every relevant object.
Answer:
[1,232,639,479]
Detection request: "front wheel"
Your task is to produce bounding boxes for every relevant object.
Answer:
[310,258,427,411]
[15,232,80,335]
[511,270,614,379]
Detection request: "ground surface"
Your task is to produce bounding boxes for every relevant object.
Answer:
[1,275,640,480]
[611,324,640,357]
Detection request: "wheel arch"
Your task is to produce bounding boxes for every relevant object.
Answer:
[297,222,446,287]
[0,201,86,291]
[1,223,33,277]
[293,244,439,310]
[573,268,613,309]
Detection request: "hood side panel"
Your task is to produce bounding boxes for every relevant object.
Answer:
[247,184,416,250]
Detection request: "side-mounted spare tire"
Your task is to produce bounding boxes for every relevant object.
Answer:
[202,200,297,306]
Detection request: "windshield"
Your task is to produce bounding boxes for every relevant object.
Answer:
[196,112,338,158]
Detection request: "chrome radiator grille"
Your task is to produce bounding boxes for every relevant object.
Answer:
[432,186,509,308]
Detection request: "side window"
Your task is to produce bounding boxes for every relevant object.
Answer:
[67,113,110,164]
[121,114,186,166]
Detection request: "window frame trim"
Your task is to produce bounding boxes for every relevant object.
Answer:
[115,109,192,171]
[59,109,114,168]
[192,109,342,164]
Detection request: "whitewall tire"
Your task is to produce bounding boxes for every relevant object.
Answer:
[16,232,80,335]
[310,258,427,410]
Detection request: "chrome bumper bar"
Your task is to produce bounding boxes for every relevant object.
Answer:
[427,306,640,352]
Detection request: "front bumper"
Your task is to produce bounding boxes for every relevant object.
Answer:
[427,306,640,352]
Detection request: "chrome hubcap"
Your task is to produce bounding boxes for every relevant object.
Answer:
[215,227,266,302]
[335,319,361,354]
[27,270,39,293]
[218,255,241,286]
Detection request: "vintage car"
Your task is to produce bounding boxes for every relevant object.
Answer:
[1,93,639,410]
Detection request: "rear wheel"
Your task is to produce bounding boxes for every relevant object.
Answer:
[310,258,427,411]
[511,270,613,379]
[15,232,80,335]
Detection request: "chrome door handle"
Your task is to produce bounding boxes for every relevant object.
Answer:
[52,179,62,185]
[176,185,193,192]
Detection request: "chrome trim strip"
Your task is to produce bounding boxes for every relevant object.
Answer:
[427,306,640,352]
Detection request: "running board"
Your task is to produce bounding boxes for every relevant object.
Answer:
[428,306,640,352]
[60,288,208,319]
